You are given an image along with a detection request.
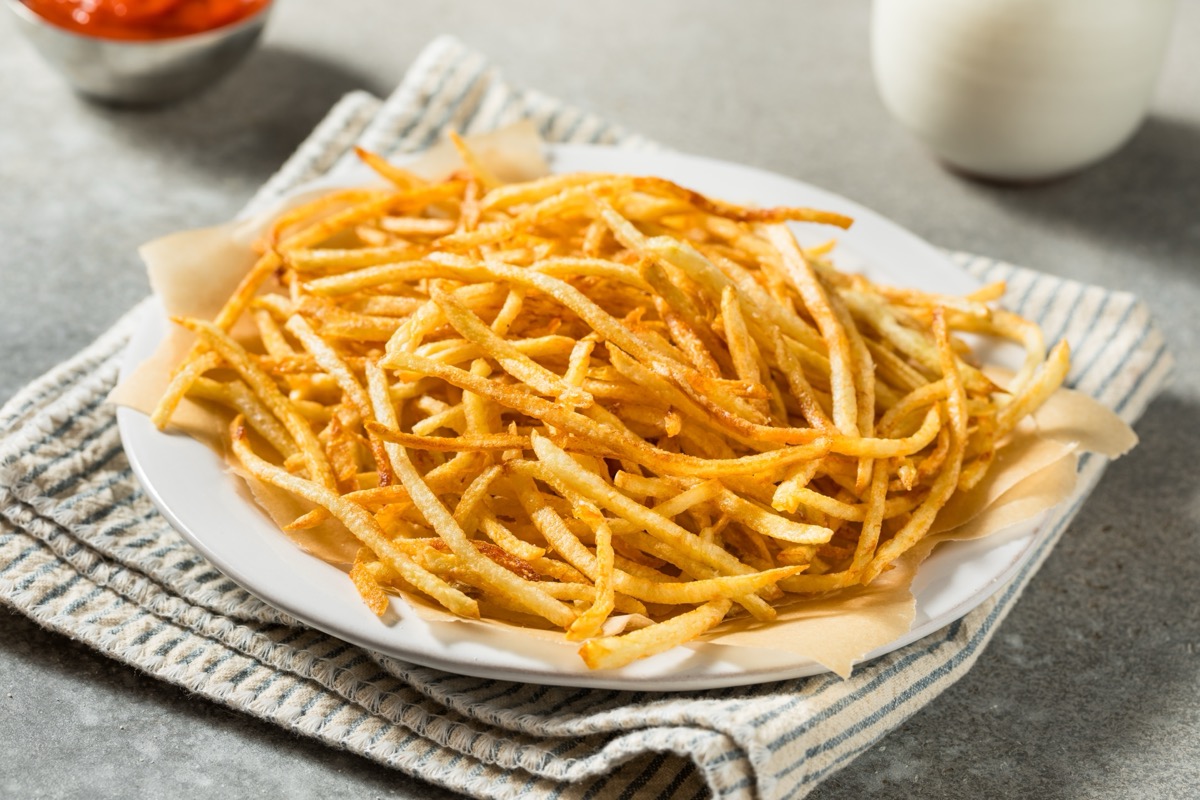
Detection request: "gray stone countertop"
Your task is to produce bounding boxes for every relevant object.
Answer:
[2,2,1198,797]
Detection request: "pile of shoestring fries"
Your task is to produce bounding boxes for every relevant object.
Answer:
[153,135,1070,669]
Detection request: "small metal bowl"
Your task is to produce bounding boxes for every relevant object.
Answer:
[6,0,272,106]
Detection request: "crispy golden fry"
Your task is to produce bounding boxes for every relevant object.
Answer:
[152,350,221,429]
[579,599,734,670]
[447,131,502,191]
[367,425,529,452]
[156,143,1069,669]
[765,224,859,436]
[354,146,427,189]
[565,498,616,641]
[350,548,391,616]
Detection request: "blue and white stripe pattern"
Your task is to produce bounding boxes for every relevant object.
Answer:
[0,36,1172,800]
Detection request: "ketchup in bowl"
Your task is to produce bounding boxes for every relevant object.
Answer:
[21,0,270,40]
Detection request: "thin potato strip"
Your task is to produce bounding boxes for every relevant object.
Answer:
[770,329,834,430]
[642,261,729,375]
[842,289,993,395]
[438,180,624,249]
[447,131,502,191]
[151,350,221,429]
[847,459,890,578]
[566,498,616,641]
[530,257,649,288]
[253,309,294,358]
[478,513,547,562]
[429,251,687,366]
[303,261,464,296]
[765,224,858,436]
[286,245,426,273]
[630,176,853,228]
[353,146,427,189]
[279,183,466,253]
[720,286,763,390]
[996,341,1071,436]
[490,287,526,336]
[480,171,608,210]
[379,216,458,236]
[262,189,387,248]
[663,240,827,358]
[701,484,834,545]
[770,459,823,514]
[579,599,734,670]
[367,426,528,452]
[350,548,391,616]
[285,315,372,416]
[615,530,782,622]
[610,475,829,547]
[451,465,502,536]
[829,407,941,458]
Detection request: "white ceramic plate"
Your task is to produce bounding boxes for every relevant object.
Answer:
[117,145,1050,691]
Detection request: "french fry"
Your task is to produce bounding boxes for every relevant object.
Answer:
[565,498,616,641]
[350,548,391,616]
[152,350,221,429]
[579,599,734,670]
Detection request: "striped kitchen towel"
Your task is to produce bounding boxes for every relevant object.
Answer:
[0,35,1172,800]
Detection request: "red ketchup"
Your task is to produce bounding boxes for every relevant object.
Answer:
[22,0,270,40]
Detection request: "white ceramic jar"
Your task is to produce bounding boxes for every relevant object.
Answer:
[871,0,1177,182]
